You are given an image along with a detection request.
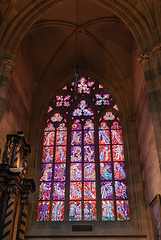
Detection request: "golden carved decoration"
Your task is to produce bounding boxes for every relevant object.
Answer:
[153,43,161,55]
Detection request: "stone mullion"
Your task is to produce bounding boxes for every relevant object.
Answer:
[139,51,161,170]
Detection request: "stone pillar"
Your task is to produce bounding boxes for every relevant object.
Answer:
[0,58,15,120]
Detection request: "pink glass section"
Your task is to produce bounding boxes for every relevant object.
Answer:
[84,130,94,145]
[102,201,115,221]
[54,163,66,181]
[116,200,130,221]
[70,182,82,200]
[37,201,50,221]
[39,182,51,200]
[99,145,111,162]
[40,164,53,181]
[42,147,53,163]
[84,182,96,200]
[55,146,66,163]
[69,201,82,221]
[71,131,82,145]
[101,181,113,199]
[53,182,65,200]
[112,145,124,161]
[71,146,82,162]
[111,130,123,144]
[113,162,126,180]
[70,163,82,181]
[56,131,67,145]
[51,201,64,221]
[72,119,82,130]
[100,163,112,181]
[84,163,95,181]
[43,131,55,146]
[84,146,95,162]
[99,130,110,144]
[115,181,127,200]
[84,201,97,221]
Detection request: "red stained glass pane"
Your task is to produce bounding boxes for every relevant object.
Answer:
[99,122,109,130]
[44,123,55,132]
[69,201,82,221]
[54,163,66,181]
[72,119,82,130]
[37,201,50,221]
[84,163,95,181]
[101,181,113,199]
[111,121,121,130]
[102,201,115,221]
[55,146,66,163]
[42,146,53,163]
[111,130,123,144]
[116,200,130,221]
[115,181,127,200]
[39,182,51,200]
[51,201,64,221]
[43,131,55,146]
[84,182,96,200]
[103,112,115,121]
[53,182,65,200]
[71,146,82,162]
[84,119,94,130]
[40,164,53,181]
[84,201,97,221]
[112,145,124,161]
[100,163,112,181]
[57,123,67,131]
[56,131,67,145]
[71,131,82,145]
[70,163,82,181]
[84,130,94,145]
[84,146,95,162]
[70,182,82,200]
[113,162,126,180]
[99,130,110,144]
[51,113,63,122]
[47,106,53,113]
[99,145,111,162]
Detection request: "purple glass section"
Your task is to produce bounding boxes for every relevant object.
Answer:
[39,182,51,200]
[54,163,66,181]
[84,201,97,221]
[111,130,123,144]
[84,146,95,162]
[71,146,82,162]
[84,119,94,130]
[100,163,112,181]
[101,181,113,199]
[115,181,127,200]
[114,162,126,180]
[70,163,82,181]
[55,146,66,163]
[71,131,82,145]
[72,119,82,130]
[53,182,65,200]
[99,130,110,144]
[43,131,55,146]
[51,201,64,221]
[102,201,115,221]
[69,201,82,221]
[70,182,82,200]
[40,164,53,181]
[37,201,50,221]
[56,131,67,145]
[42,146,53,163]
[84,182,96,200]
[84,163,95,181]
[116,200,130,221]
[84,130,94,145]
[99,145,111,162]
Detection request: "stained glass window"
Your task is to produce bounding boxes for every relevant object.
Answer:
[37,77,130,222]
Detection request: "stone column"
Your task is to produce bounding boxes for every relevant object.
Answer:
[0,58,15,120]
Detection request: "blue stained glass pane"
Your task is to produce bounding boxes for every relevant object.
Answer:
[71,146,82,162]
[40,164,53,181]
[53,182,65,200]
[71,131,82,145]
[51,201,64,221]
[84,201,97,221]
[69,201,82,221]
[100,163,112,180]
[54,163,66,181]
[116,200,130,221]
[114,162,126,180]
[102,201,115,221]
[84,146,95,162]
[101,181,113,199]
[115,181,127,200]
[84,130,94,145]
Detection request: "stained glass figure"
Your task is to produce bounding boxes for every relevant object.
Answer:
[53,182,65,200]
[100,163,112,180]
[101,181,113,199]
[84,119,94,130]
[54,163,66,181]
[84,182,96,199]
[111,130,123,144]
[43,131,55,146]
[71,146,82,162]
[44,123,55,132]
[102,201,115,221]
[51,201,64,221]
[72,119,82,130]
[56,130,67,145]
[84,130,94,145]
[99,130,110,144]
[70,182,82,200]
[84,201,97,221]
[113,162,126,180]
[103,111,115,121]
[70,163,82,181]
[42,147,53,163]
[112,145,124,161]
[51,113,63,122]
[84,163,95,181]
[73,100,93,116]
[37,201,50,221]
[71,131,82,145]
[39,182,51,200]
[69,201,82,221]
[84,146,95,162]
[115,181,127,200]
[40,164,53,181]
[99,145,111,162]
[55,146,66,163]
[116,200,129,221]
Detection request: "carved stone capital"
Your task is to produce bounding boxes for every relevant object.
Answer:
[138,52,150,64]
[3,59,15,71]
[153,42,161,55]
